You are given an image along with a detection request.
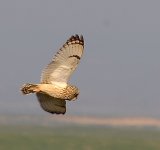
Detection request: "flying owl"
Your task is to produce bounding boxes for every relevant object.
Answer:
[21,34,84,114]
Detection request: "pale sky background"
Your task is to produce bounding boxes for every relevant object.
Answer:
[0,0,160,117]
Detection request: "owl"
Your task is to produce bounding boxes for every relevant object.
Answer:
[21,35,84,114]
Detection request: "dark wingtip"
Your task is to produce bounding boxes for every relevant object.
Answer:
[68,34,84,46]
[75,34,79,39]
[80,35,84,43]
[50,111,66,115]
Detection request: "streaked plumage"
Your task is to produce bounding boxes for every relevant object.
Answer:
[21,35,84,114]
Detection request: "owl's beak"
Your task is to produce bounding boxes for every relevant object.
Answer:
[72,93,79,101]
[72,97,77,101]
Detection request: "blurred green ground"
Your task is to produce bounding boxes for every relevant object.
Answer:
[0,125,160,150]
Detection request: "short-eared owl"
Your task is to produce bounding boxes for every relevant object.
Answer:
[21,35,84,114]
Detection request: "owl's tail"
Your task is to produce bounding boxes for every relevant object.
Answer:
[21,83,40,95]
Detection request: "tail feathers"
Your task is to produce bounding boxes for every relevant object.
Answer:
[21,83,40,95]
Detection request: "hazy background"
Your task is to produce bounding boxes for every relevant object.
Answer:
[0,0,160,118]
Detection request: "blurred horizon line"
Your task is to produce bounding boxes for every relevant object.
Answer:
[1,114,160,128]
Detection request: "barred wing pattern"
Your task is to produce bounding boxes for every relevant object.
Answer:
[36,35,84,114]
[36,93,66,114]
[41,35,84,85]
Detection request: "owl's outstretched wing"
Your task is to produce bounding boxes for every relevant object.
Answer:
[36,93,66,114]
[41,34,84,85]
